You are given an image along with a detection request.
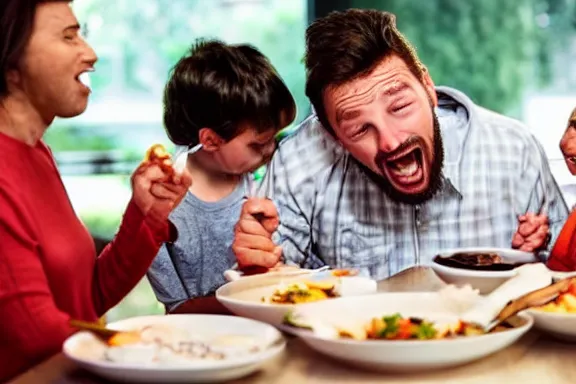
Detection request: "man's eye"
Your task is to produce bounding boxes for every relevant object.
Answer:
[350,124,370,139]
[392,103,411,113]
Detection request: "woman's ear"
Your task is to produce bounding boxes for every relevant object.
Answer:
[198,128,225,152]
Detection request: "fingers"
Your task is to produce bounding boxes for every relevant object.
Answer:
[242,198,278,218]
[511,232,525,248]
[237,214,273,237]
[232,246,281,269]
[150,183,181,201]
[239,198,280,234]
[234,232,277,253]
[517,214,549,237]
[232,228,282,268]
[132,162,172,184]
[521,224,550,252]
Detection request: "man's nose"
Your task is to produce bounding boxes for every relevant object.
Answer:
[377,125,402,153]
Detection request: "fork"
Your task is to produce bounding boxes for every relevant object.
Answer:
[172,143,203,174]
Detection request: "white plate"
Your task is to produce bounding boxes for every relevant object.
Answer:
[431,247,539,294]
[216,273,377,327]
[63,315,285,383]
[281,292,532,372]
[524,309,576,342]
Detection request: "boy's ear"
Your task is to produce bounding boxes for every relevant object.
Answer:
[198,128,225,151]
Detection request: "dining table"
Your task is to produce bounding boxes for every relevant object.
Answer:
[10,266,576,384]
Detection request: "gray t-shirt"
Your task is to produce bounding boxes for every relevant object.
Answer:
[147,179,247,311]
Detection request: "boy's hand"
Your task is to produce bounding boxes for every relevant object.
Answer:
[232,198,282,269]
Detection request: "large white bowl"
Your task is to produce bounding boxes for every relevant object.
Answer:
[431,247,539,294]
[525,309,576,342]
[63,315,285,383]
[216,272,377,328]
[281,292,533,372]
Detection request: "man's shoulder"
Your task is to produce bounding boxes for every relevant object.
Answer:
[474,106,534,140]
[272,115,346,184]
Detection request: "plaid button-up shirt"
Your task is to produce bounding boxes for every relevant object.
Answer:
[264,87,569,280]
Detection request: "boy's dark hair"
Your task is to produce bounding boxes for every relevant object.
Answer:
[0,0,72,98]
[163,39,297,146]
[305,9,424,133]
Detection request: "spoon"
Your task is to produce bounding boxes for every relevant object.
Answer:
[69,319,142,345]
[70,319,119,339]
[224,265,331,282]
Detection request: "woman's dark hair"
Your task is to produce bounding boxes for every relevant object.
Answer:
[0,0,72,98]
[305,9,424,133]
[163,39,297,146]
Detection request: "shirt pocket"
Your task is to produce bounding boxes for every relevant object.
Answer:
[338,225,395,279]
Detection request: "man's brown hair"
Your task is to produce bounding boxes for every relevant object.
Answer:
[305,9,424,133]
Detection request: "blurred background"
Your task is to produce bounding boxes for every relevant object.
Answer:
[50,0,576,321]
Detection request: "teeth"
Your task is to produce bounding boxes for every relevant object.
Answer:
[78,72,91,88]
[393,161,418,176]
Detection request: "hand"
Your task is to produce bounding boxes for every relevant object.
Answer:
[511,213,550,252]
[232,198,282,269]
[131,161,192,228]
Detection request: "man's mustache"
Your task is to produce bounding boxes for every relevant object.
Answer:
[374,136,423,166]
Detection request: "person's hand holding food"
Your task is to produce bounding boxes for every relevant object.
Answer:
[132,144,192,230]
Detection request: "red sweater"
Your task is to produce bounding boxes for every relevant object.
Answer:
[547,209,576,272]
[0,132,173,381]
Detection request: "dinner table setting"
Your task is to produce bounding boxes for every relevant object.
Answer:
[10,248,576,384]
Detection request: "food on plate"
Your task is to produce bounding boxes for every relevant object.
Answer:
[433,252,524,271]
[91,324,263,365]
[283,311,497,341]
[331,269,359,277]
[263,280,339,304]
[532,278,576,313]
[460,263,553,328]
[144,143,174,173]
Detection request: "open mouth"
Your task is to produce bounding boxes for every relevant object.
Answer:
[75,69,93,92]
[382,145,428,193]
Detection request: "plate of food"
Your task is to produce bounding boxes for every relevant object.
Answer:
[63,315,285,383]
[279,289,533,372]
[525,277,576,341]
[430,247,540,294]
[215,269,377,327]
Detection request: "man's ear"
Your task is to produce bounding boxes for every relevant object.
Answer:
[198,128,225,151]
[420,66,438,107]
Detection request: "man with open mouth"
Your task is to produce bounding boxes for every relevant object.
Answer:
[232,9,569,278]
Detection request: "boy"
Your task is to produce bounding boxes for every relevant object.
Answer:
[147,39,296,312]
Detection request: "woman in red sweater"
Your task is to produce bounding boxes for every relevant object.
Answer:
[0,1,191,381]
[548,108,576,271]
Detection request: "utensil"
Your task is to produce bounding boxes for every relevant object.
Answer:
[70,319,120,340]
[459,263,552,331]
[224,265,330,282]
[172,143,203,174]
[484,277,573,332]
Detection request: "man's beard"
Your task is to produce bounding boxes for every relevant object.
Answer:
[356,110,444,206]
